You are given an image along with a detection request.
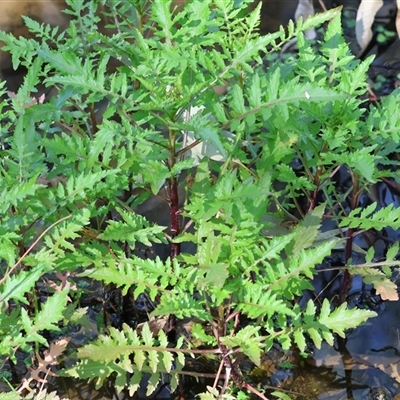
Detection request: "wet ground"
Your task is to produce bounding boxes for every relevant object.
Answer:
[44,296,400,400]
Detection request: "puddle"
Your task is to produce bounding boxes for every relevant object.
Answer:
[48,374,210,400]
[47,301,400,400]
[297,300,400,399]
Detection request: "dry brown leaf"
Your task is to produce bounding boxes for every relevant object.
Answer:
[43,337,71,364]
[46,272,77,292]
[136,317,167,336]
[356,0,384,55]
[396,1,400,38]
[374,277,399,301]
[349,266,399,301]
[295,0,316,40]
[18,337,71,393]
[25,389,69,400]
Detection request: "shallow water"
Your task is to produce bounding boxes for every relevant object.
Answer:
[50,299,400,400]
[304,300,400,400]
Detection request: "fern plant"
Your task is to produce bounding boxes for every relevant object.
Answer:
[1,0,400,399]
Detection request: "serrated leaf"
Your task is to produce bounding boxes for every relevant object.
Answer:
[231,84,246,116]
[0,264,45,305]
[63,359,126,390]
[146,372,160,396]
[38,292,71,330]
[141,161,170,194]
[308,327,322,349]
[321,330,334,346]
[350,267,398,301]
[340,203,400,231]
[220,326,262,365]
[148,350,159,374]
[162,349,174,373]
[386,243,399,262]
[128,373,142,397]
[87,126,116,168]
[140,323,154,347]
[319,299,377,337]
[243,341,262,366]
[200,262,229,289]
[292,202,325,253]
[134,350,145,372]
[293,329,306,353]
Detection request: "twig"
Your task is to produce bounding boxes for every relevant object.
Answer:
[0,215,72,286]
[213,360,226,390]
[241,382,270,400]
[318,0,327,12]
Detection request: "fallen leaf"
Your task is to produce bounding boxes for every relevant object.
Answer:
[356,0,384,55]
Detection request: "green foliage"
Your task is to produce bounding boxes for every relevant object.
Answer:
[63,322,186,396]
[1,0,400,399]
[340,202,400,230]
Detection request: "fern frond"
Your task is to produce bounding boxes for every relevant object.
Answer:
[276,299,377,352]
[340,202,400,230]
[98,207,167,247]
[152,288,210,321]
[64,322,187,396]
[22,16,64,43]
[43,209,90,255]
[263,240,337,297]
[20,288,70,345]
[318,299,376,337]
[0,176,41,214]
[220,325,263,365]
[0,264,45,306]
[238,284,295,319]
[80,254,195,299]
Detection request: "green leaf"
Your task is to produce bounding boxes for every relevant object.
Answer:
[63,359,127,390]
[239,285,296,319]
[0,264,45,306]
[141,323,154,347]
[140,160,170,194]
[182,109,226,156]
[98,208,167,247]
[293,329,306,353]
[271,391,292,400]
[87,125,116,168]
[292,202,326,253]
[231,84,246,116]
[220,326,262,365]
[318,299,377,337]
[152,1,173,46]
[19,288,69,345]
[340,203,400,231]
[0,393,23,400]
[308,327,322,349]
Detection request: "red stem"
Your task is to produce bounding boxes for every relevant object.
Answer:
[339,174,359,303]
[241,382,270,400]
[168,177,181,259]
[339,227,354,303]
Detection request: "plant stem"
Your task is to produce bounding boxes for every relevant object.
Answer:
[339,172,360,303]
[339,228,354,303]
[241,382,270,400]
[168,177,181,258]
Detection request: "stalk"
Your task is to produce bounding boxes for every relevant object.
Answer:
[168,176,181,259]
[339,172,360,303]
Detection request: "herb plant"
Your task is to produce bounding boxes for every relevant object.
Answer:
[1,1,400,399]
